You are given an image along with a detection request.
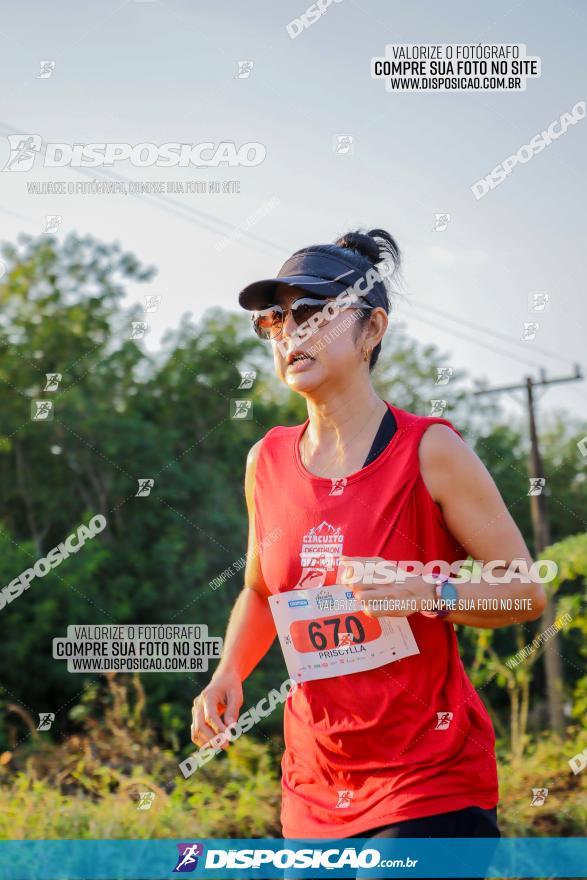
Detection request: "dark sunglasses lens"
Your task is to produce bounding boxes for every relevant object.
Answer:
[291,299,327,326]
[253,306,283,339]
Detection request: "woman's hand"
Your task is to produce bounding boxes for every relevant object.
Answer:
[191,668,243,749]
[340,555,435,617]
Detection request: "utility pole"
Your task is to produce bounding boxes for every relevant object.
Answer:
[475,364,583,736]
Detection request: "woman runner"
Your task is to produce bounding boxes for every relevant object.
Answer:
[191,228,546,873]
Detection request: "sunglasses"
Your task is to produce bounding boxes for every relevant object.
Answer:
[252,295,373,340]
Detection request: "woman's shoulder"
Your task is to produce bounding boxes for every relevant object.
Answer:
[387,402,461,438]
[245,421,305,469]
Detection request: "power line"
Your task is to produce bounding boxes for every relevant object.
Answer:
[473,365,583,397]
[401,306,548,370]
[0,121,288,259]
[0,119,583,380]
[474,365,584,735]
[408,298,575,367]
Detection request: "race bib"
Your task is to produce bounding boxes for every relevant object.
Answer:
[268,583,420,683]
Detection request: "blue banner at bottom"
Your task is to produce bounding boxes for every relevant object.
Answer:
[0,838,584,879]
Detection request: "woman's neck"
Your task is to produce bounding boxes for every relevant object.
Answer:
[300,385,389,477]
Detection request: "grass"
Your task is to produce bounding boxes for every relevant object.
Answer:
[0,675,584,840]
[0,738,281,839]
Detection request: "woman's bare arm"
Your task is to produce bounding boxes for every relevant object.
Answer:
[191,439,277,745]
[419,423,547,627]
[214,439,277,680]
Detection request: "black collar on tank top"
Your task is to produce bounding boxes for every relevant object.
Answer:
[362,407,397,467]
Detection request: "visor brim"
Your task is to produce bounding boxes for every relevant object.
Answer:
[238,275,351,311]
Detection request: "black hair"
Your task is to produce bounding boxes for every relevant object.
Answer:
[297,228,401,370]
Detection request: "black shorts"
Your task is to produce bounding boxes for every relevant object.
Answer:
[353,804,500,839]
[351,805,500,879]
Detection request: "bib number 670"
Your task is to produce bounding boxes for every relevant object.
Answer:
[308,615,364,649]
[290,613,381,653]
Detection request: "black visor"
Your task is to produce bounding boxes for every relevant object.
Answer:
[238,247,389,312]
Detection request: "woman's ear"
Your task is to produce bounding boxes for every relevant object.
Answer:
[365,307,388,350]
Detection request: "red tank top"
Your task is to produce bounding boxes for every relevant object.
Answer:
[254,402,499,839]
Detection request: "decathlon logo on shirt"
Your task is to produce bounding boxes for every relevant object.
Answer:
[294,521,344,589]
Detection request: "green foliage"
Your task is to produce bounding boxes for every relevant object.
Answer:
[0,740,281,840]
[0,233,483,745]
[497,728,587,837]
[473,425,533,547]
[1,232,587,841]
[1,670,584,839]
[0,673,281,839]
[540,533,587,722]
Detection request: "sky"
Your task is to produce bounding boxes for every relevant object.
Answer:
[0,0,586,424]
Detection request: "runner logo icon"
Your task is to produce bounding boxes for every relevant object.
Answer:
[173,843,204,872]
[336,632,355,648]
[335,790,354,809]
[435,711,453,730]
[329,477,347,495]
